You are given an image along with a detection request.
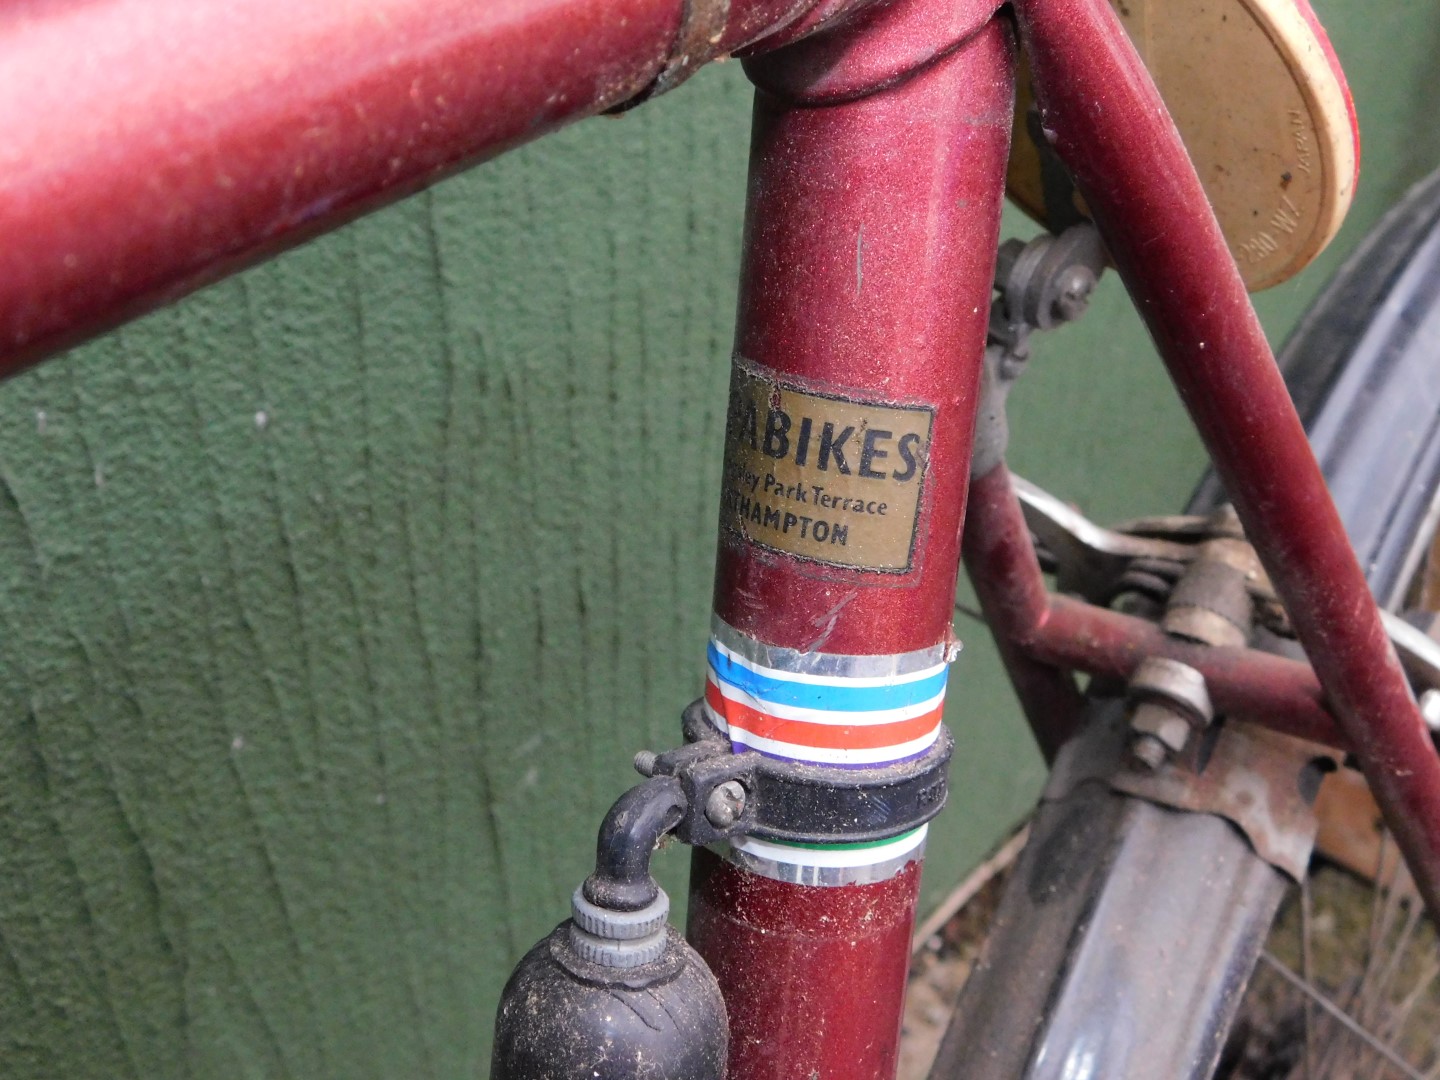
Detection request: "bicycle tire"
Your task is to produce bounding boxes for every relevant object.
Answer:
[929,166,1440,1080]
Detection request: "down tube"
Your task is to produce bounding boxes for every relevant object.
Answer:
[686,15,1014,1080]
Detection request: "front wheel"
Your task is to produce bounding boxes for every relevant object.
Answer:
[929,166,1440,1080]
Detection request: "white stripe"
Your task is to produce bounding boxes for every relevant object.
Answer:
[707,672,946,726]
[705,702,731,733]
[731,826,928,869]
[711,637,947,689]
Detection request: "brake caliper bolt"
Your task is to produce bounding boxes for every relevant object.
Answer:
[633,750,658,777]
[704,781,747,829]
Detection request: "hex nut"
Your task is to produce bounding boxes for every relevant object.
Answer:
[1127,656,1214,726]
[1129,701,1193,754]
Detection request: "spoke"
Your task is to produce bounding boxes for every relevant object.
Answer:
[1386,957,1440,1049]
[1260,951,1427,1080]
[1366,831,1395,986]
[1300,879,1316,1079]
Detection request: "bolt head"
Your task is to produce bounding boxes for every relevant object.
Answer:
[1052,267,1096,322]
[704,781,747,829]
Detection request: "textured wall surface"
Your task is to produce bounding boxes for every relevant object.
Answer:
[0,5,1435,1076]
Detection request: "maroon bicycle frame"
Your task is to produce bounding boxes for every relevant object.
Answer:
[5,0,1440,1077]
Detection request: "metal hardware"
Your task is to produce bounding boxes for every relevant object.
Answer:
[667,701,953,846]
[617,705,956,849]
[1162,537,1258,648]
[990,224,1107,352]
[1012,474,1198,598]
[1128,727,1171,771]
[703,780,747,829]
[1013,475,1440,703]
[1125,657,1213,770]
[1026,480,1330,874]
[973,225,1107,477]
[1128,656,1214,722]
[1047,701,1326,881]
[1015,477,1276,616]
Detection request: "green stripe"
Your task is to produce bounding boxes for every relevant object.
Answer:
[767,827,922,853]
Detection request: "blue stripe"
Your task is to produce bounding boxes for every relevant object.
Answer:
[707,642,947,712]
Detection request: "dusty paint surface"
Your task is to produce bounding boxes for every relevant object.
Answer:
[0,5,1433,1074]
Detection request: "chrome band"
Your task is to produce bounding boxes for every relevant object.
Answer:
[713,826,928,886]
[710,615,955,679]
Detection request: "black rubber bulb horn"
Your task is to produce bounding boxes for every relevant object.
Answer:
[490,775,728,1079]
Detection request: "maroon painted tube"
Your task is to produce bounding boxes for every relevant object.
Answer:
[693,4,1010,1078]
[687,850,921,1080]
[0,0,861,373]
[1013,0,1440,919]
[1039,597,1342,746]
[961,467,1084,761]
[716,0,1008,655]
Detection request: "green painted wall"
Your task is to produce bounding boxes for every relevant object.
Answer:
[0,6,1435,1076]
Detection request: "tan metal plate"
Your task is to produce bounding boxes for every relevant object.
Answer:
[1008,0,1359,291]
[719,364,933,572]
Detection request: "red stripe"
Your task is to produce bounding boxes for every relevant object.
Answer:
[704,679,943,751]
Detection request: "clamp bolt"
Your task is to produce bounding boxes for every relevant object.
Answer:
[633,750,658,777]
[703,781,747,829]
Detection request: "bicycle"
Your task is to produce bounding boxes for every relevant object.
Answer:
[8,2,1440,1080]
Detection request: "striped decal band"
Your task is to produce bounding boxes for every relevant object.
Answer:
[705,618,951,767]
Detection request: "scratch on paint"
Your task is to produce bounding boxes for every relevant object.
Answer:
[855,224,864,297]
[805,590,858,653]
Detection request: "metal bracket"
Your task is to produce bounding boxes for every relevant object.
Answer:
[973,224,1107,477]
[991,223,1107,350]
[636,738,763,847]
[1012,474,1440,711]
[1045,701,1327,881]
[632,701,953,848]
[1012,473,1198,598]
